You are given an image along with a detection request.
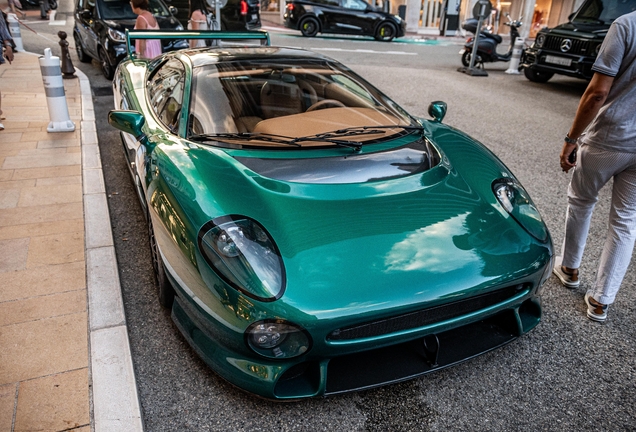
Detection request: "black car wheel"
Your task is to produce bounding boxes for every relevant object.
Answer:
[524,67,554,83]
[98,47,114,80]
[374,21,397,42]
[300,17,319,37]
[147,211,176,309]
[74,33,91,63]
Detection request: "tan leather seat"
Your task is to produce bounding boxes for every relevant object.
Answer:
[297,79,318,111]
[260,81,303,119]
[235,116,263,133]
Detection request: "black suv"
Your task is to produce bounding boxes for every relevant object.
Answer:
[164,0,261,31]
[74,0,187,79]
[283,0,405,41]
[522,0,636,83]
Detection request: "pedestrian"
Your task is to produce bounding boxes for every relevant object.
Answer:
[7,0,26,20]
[554,10,636,322]
[0,11,15,131]
[188,0,210,48]
[130,0,162,59]
[39,0,49,20]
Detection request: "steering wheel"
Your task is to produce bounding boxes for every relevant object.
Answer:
[306,99,346,112]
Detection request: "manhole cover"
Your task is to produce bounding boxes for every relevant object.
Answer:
[93,87,113,96]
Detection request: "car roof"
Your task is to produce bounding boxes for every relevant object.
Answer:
[185,46,332,68]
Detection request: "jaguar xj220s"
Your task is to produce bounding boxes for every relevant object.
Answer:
[108,30,554,400]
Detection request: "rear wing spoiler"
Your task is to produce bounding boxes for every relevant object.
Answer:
[124,30,271,59]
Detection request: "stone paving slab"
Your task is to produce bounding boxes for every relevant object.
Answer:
[0,50,142,431]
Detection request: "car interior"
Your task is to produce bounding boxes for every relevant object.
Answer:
[188,65,406,143]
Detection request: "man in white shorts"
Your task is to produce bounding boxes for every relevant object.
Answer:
[554,10,636,322]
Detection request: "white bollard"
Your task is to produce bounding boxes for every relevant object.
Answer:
[6,14,24,52]
[39,48,76,133]
[505,37,525,75]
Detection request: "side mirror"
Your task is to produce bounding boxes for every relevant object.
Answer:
[568,12,575,21]
[428,101,447,123]
[108,110,148,143]
[169,5,178,15]
[79,9,92,19]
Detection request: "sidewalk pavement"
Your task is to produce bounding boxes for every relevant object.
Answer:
[0,51,142,431]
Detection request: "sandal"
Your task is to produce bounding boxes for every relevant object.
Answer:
[0,123,4,131]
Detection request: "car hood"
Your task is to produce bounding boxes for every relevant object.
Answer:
[548,21,608,38]
[167,128,550,320]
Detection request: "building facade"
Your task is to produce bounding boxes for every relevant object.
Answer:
[401,0,586,37]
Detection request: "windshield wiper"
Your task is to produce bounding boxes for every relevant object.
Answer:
[188,132,363,151]
[301,125,424,141]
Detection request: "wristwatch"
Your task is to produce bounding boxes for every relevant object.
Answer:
[564,134,578,145]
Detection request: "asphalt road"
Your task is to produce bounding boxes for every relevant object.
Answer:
[17,11,636,431]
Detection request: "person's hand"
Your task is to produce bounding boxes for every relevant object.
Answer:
[560,142,577,173]
[3,44,13,64]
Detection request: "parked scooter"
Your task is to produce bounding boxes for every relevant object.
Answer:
[459,13,522,68]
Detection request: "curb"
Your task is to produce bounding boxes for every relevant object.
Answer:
[75,67,144,431]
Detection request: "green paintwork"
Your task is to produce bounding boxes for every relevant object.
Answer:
[427,101,447,123]
[109,37,553,399]
[108,110,145,138]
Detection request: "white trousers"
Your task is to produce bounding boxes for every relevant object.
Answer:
[561,144,636,305]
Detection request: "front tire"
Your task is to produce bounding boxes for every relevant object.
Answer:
[461,50,471,67]
[374,21,397,42]
[147,212,175,309]
[524,67,554,83]
[98,47,114,80]
[299,17,319,37]
[74,33,91,63]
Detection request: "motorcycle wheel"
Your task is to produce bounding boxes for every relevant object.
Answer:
[461,50,471,67]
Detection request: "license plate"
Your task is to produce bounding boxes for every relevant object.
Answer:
[252,14,258,20]
[459,49,466,54]
[545,55,572,66]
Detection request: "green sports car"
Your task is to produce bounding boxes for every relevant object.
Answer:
[109,30,554,400]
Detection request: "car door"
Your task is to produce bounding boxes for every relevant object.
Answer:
[313,0,342,33]
[75,0,99,57]
[333,0,375,35]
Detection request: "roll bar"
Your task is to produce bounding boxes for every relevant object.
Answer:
[124,30,271,59]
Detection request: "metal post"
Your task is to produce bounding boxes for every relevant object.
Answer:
[505,37,525,74]
[457,0,490,76]
[57,31,77,79]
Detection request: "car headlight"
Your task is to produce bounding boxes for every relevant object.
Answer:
[108,27,126,42]
[245,320,311,359]
[535,34,545,48]
[493,178,548,242]
[198,216,286,301]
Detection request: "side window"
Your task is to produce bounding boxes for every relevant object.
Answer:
[147,59,186,134]
[341,0,367,9]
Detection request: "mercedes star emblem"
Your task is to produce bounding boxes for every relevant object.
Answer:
[560,39,572,52]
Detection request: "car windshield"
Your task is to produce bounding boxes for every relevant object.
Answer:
[188,58,417,148]
[572,0,636,24]
[99,0,171,20]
